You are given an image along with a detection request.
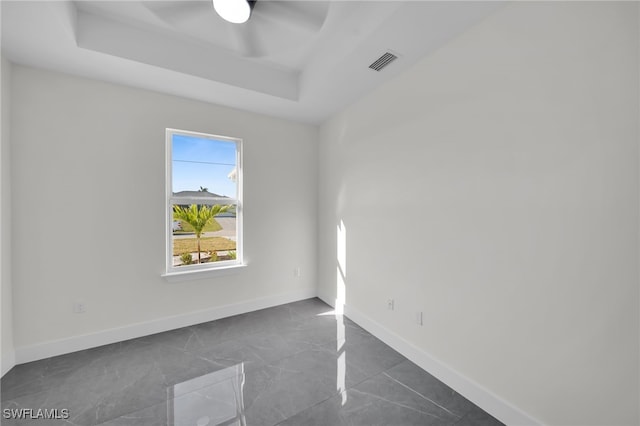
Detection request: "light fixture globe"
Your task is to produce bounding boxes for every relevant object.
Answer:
[213,0,253,24]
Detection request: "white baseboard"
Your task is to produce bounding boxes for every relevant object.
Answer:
[13,289,540,426]
[322,298,542,426]
[15,288,316,365]
[1,349,16,377]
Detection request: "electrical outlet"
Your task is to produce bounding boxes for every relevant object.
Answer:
[294,267,301,277]
[387,299,394,310]
[73,302,86,314]
[416,311,423,326]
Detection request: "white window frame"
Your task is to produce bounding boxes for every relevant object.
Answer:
[163,128,244,280]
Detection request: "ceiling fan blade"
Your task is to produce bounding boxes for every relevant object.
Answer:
[145,1,211,25]
[252,1,329,35]
[228,22,267,57]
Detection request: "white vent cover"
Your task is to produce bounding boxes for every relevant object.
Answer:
[368,52,398,71]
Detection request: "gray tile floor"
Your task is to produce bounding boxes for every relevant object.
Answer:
[1,298,504,426]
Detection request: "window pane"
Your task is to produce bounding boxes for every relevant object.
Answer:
[172,134,237,199]
[166,128,242,274]
[171,203,238,267]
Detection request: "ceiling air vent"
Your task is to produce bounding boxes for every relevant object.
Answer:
[368,52,398,72]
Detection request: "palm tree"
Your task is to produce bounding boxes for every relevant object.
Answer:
[198,186,209,192]
[173,204,230,264]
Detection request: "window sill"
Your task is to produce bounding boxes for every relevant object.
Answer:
[162,263,246,283]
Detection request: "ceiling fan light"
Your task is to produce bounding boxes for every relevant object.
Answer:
[213,0,252,24]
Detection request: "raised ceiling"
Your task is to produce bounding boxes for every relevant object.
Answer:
[1,1,503,124]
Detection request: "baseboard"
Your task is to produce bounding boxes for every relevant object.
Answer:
[1,349,16,377]
[331,299,542,426]
[14,289,539,425]
[15,288,316,365]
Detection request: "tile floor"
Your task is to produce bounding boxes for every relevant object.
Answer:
[1,298,504,426]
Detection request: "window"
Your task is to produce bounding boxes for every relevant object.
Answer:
[165,129,243,276]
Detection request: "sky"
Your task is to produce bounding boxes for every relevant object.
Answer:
[172,133,238,198]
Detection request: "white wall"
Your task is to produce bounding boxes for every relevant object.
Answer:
[10,65,317,358]
[318,2,639,426]
[1,55,15,376]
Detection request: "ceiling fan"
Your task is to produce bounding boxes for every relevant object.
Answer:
[144,0,330,58]
[212,0,255,24]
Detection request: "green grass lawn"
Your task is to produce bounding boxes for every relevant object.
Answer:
[173,218,222,234]
[173,236,236,255]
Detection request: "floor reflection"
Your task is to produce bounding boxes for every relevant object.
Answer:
[337,314,347,406]
[336,219,348,405]
[168,363,246,426]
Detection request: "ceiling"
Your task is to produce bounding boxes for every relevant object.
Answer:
[1,1,503,124]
